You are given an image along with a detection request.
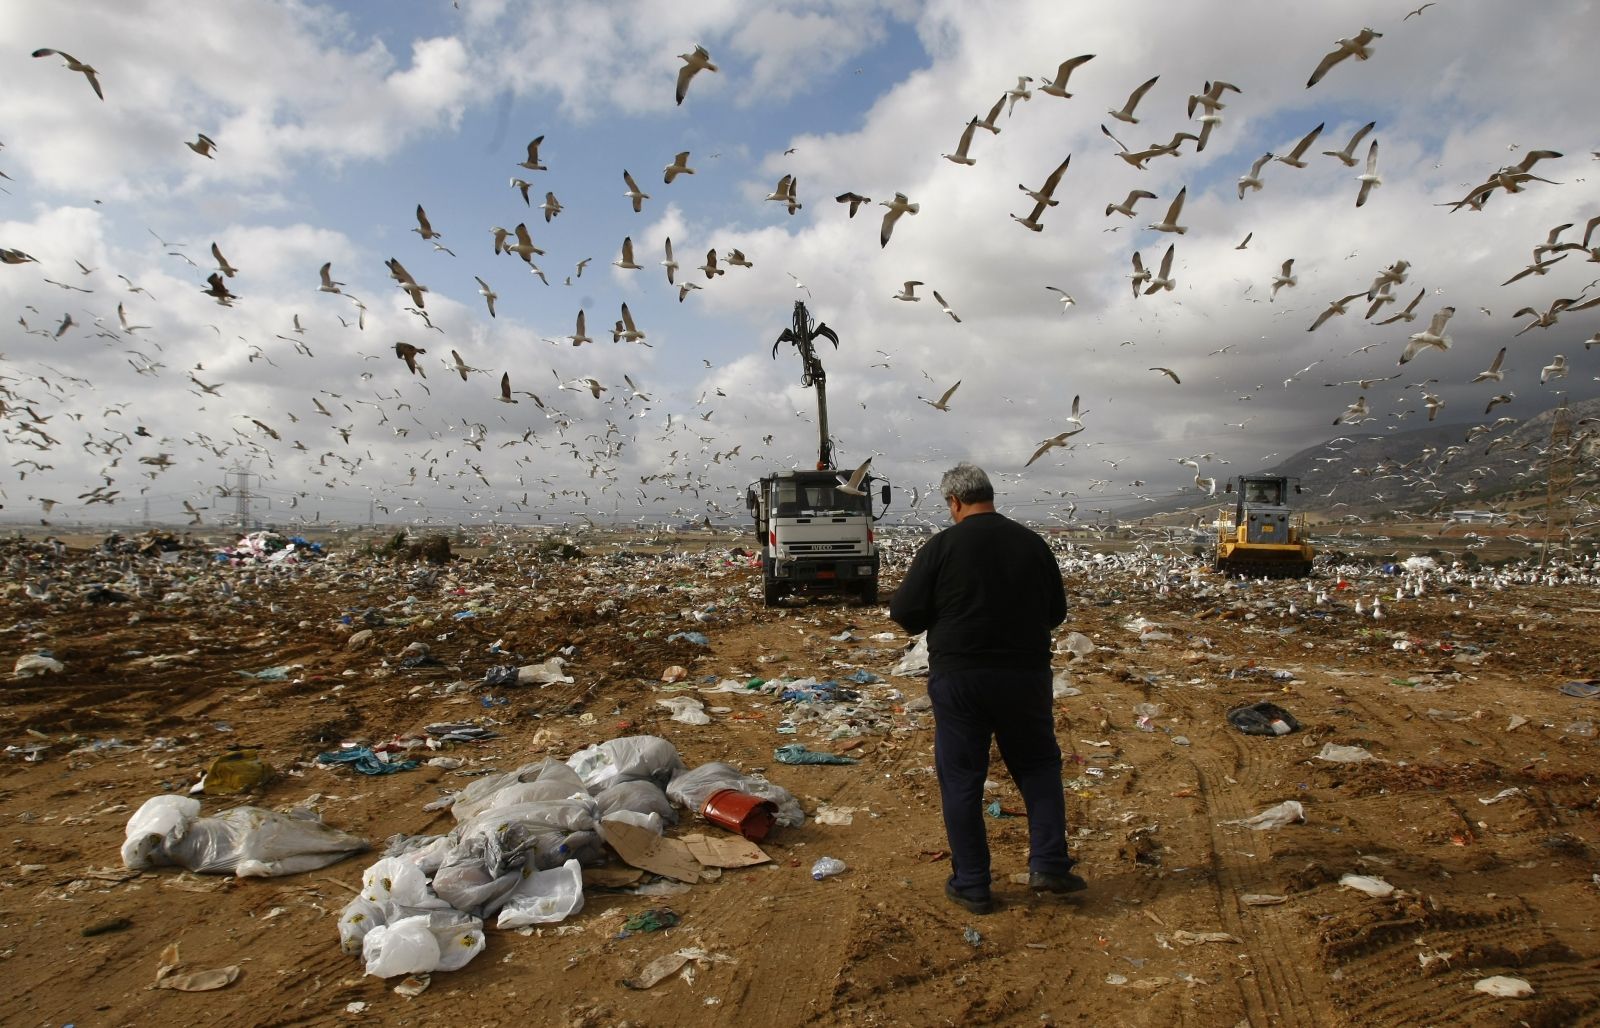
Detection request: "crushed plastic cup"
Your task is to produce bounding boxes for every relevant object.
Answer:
[810,856,847,881]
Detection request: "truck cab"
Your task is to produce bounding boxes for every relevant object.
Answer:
[748,469,888,606]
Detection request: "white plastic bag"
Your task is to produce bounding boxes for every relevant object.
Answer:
[658,696,711,725]
[517,657,573,685]
[362,915,441,978]
[496,858,585,928]
[121,795,202,869]
[1221,800,1304,830]
[1316,743,1375,763]
[891,633,929,677]
[565,736,685,791]
[1058,632,1096,659]
[338,896,386,955]
[362,857,436,909]
[425,911,486,971]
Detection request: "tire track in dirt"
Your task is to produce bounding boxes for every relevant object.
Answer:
[1190,728,1329,1028]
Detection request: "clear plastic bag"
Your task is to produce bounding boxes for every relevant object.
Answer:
[424,910,486,972]
[495,858,585,928]
[338,896,386,955]
[452,797,599,876]
[667,762,805,827]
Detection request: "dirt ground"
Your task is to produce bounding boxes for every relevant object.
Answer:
[2,532,1599,1027]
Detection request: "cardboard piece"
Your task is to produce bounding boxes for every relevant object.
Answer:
[582,866,644,888]
[681,833,770,868]
[599,821,701,883]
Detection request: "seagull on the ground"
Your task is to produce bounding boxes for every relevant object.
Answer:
[1039,55,1095,98]
[31,48,103,99]
[920,381,960,411]
[1397,306,1454,365]
[1355,140,1381,207]
[676,45,718,105]
[879,192,919,247]
[1108,74,1159,123]
[1306,28,1383,89]
[1105,188,1156,218]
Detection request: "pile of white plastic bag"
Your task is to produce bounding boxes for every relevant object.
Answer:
[336,735,804,977]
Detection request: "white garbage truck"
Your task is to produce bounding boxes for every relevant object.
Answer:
[748,301,890,606]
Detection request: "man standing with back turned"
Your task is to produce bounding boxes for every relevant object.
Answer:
[889,463,1084,914]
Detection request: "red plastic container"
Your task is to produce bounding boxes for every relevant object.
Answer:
[702,789,778,842]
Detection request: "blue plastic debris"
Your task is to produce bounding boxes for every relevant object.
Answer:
[317,747,419,775]
[774,743,858,766]
[666,631,710,647]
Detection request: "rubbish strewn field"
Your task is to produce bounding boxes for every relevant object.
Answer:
[3,530,1599,1027]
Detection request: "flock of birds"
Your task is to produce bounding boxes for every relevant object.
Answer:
[5,10,1600,537]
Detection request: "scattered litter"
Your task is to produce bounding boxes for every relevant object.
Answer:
[121,795,369,877]
[1226,702,1300,736]
[1505,714,1529,732]
[318,746,419,775]
[1474,975,1534,998]
[1222,800,1304,831]
[200,749,272,794]
[12,653,64,679]
[1315,743,1375,763]
[814,804,856,826]
[621,946,734,990]
[810,856,847,880]
[963,927,982,947]
[621,908,680,934]
[891,633,929,677]
[1058,632,1096,659]
[774,744,857,766]
[666,631,710,647]
[1339,873,1395,898]
[658,696,711,725]
[1240,894,1287,906]
[154,943,241,992]
[1170,930,1239,946]
[394,974,431,998]
[1478,787,1523,806]
[1559,680,1600,698]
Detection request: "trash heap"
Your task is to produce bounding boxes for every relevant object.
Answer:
[335,734,802,978]
[218,530,325,565]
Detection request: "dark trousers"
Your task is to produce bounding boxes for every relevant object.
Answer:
[929,666,1071,891]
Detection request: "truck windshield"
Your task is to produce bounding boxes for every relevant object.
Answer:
[772,480,869,516]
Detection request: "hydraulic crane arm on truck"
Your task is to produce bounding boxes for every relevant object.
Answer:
[748,301,889,606]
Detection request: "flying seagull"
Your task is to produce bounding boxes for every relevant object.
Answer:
[186,133,218,158]
[879,192,920,247]
[1108,75,1159,123]
[31,48,103,99]
[1397,306,1455,365]
[663,151,695,184]
[676,44,718,105]
[1355,139,1381,207]
[622,170,649,212]
[836,457,874,496]
[1306,28,1383,89]
[1039,55,1095,98]
[920,381,960,411]
[1149,366,1181,384]
[1324,121,1376,167]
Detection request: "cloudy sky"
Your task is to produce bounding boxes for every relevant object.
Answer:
[2,0,1597,529]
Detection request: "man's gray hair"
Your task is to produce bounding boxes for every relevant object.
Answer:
[940,462,994,504]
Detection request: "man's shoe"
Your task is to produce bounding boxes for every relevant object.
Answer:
[1028,870,1088,894]
[945,878,996,915]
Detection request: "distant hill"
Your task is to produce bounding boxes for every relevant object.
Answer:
[1263,395,1600,516]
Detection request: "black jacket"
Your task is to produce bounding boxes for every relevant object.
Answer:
[889,512,1066,672]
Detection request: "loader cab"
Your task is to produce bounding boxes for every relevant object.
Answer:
[1228,475,1299,545]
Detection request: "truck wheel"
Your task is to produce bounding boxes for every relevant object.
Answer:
[763,580,783,607]
[858,582,878,606]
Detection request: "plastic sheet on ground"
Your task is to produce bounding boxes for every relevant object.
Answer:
[667,762,805,828]
[891,633,929,677]
[1220,800,1304,830]
[1315,743,1376,763]
[121,795,369,876]
[319,746,420,775]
